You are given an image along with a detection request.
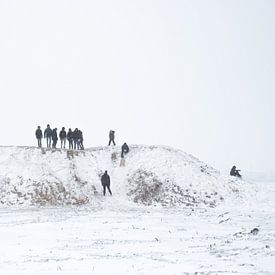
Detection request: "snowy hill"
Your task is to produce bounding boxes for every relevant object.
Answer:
[0,145,249,207]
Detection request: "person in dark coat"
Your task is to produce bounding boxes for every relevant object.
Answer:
[59,127,67,149]
[121,142,129,158]
[52,128,58,148]
[101,170,112,196]
[44,124,52,148]
[35,126,43,148]
[78,129,84,150]
[73,128,80,150]
[108,130,116,146]
[230,165,242,178]
[67,128,73,149]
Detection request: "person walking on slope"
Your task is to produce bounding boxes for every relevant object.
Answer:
[59,127,67,149]
[67,128,73,149]
[44,124,52,148]
[101,171,112,196]
[52,128,58,148]
[35,126,43,148]
[121,142,129,158]
[230,165,242,178]
[108,130,116,146]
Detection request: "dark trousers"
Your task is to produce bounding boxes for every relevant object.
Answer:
[108,138,116,146]
[46,137,51,148]
[79,139,84,150]
[52,139,57,148]
[74,139,79,150]
[37,138,42,148]
[103,184,112,196]
[61,138,66,149]
[68,139,73,149]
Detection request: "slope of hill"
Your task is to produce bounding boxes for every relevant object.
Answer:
[0,145,250,207]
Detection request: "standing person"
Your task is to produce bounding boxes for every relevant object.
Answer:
[121,142,129,158]
[67,128,73,149]
[101,171,112,196]
[35,126,43,148]
[108,130,116,146]
[52,128,58,148]
[78,129,84,150]
[59,127,67,149]
[73,128,80,150]
[44,124,52,148]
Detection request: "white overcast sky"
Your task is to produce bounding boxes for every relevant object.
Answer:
[0,0,274,175]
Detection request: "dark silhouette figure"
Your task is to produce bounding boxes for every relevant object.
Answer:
[121,142,129,158]
[44,124,52,148]
[67,128,73,149]
[59,127,67,149]
[73,128,80,150]
[35,126,42,148]
[230,166,242,178]
[78,129,84,150]
[108,130,116,146]
[52,128,58,148]
[101,171,112,196]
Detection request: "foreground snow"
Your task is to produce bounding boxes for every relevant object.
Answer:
[0,182,274,274]
[0,146,274,274]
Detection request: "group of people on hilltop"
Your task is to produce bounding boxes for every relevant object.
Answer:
[35,125,84,150]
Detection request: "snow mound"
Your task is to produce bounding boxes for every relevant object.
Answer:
[0,145,250,207]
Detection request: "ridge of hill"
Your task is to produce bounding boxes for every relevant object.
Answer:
[0,145,250,207]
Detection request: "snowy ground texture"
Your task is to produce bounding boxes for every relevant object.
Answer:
[0,145,274,274]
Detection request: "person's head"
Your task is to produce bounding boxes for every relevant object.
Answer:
[105,170,108,174]
[38,126,40,129]
[232,165,236,169]
[75,128,78,131]
[47,124,50,128]
[62,127,65,130]
[69,128,71,131]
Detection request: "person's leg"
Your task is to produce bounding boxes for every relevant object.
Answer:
[46,137,49,148]
[103,185,106,196]
[64,139,66,149]
[112,139,116,146]
[108,139,111,146]
[107,185,112,195]
[121,150,124,158]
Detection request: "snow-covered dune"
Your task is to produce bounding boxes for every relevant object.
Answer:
[0,145,249,207]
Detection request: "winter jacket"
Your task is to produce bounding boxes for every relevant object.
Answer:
[52,129,58,141]
[122,143,129,153]
[36,129,42,139]
[59,130,67,139]
[109,130,115,139]
[101,173,110,186]
[67,130,73,140]
[72,129,79,140]
[44,127,52,138]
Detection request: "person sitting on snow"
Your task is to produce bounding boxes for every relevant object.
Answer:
[230,165,242,178]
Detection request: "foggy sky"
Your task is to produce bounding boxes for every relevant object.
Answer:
[0,0,274,175]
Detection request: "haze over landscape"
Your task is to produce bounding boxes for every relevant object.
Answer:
[0,0,274,177]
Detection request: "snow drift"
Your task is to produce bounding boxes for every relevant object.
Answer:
[0,145,248,207]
